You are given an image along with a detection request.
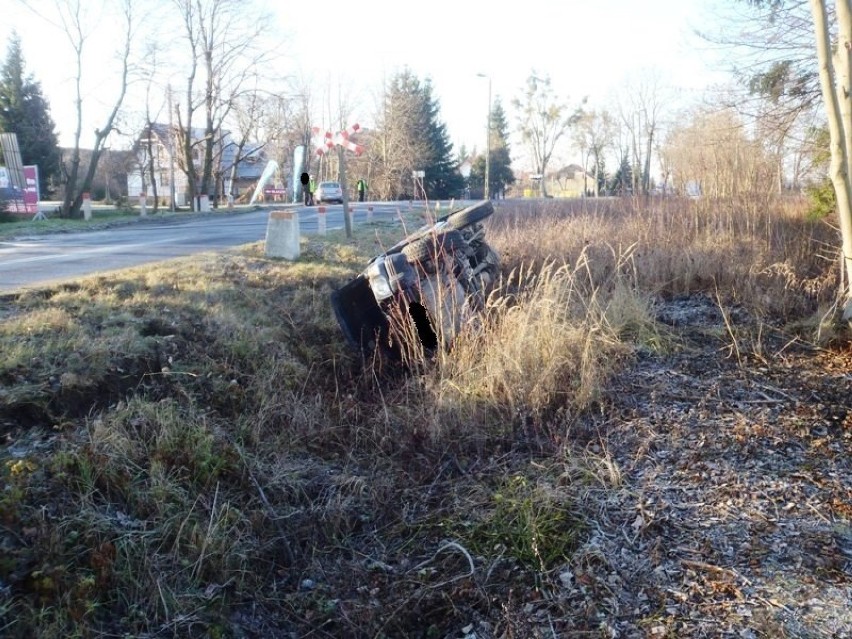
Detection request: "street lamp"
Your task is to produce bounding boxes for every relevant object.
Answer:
[476,73,491,200]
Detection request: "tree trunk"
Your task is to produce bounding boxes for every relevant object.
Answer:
[146,132,159,214]
[811,0,852,317]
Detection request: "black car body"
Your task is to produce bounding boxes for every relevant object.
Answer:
[331,201,499,363]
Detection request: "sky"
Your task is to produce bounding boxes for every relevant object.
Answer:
[2,0,735,171]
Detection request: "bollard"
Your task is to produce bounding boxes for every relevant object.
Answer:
[367,205,373,222]
[317,209,327,235]
[82,192,92,221]
[265,210,300,259]
[139,191,147,217]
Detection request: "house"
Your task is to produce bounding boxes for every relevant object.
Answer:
[127,124,268,207]
[219,139,269,200]
[548,164,594,198]
[512,165,593,198]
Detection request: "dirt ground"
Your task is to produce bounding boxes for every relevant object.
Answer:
[551,293,852,639]
[1,261,850,638]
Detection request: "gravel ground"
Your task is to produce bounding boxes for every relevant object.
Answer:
[554,293,852,638]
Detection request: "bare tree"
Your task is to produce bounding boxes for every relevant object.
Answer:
[810,0,852,318]
[19,0,138,218]
[614,71,668,196]
[133,43,169,214]
[661,106,776,197]
[171,0,273,210]
[573,108,615,196]
[259,90,302,186]
[512,71,584,197]
[699,0,820,119]
[698,1,825,191]
[220,79,269,204]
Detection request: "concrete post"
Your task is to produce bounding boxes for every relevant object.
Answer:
[317,209,327,235]
[265,210,300,259]
[140,192,147,217]
[82,192,92,221]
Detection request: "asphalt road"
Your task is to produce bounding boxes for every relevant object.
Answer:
[0,200,443,294]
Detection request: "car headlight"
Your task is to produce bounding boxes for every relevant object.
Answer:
[366,260,394,301]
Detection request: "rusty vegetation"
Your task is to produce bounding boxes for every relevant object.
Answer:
[0,196,850,638]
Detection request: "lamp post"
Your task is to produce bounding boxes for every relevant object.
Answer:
[476,73,491,200]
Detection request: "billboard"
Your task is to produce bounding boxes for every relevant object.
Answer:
[0,165,40,215]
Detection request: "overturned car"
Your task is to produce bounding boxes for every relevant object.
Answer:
[331,200,500,363]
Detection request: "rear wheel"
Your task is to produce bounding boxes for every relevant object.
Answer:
[444,201,494,230]
[401,230,467,264]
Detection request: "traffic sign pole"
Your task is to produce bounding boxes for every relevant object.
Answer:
[313,123,365,239]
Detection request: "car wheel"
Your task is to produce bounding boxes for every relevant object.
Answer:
[402,230,467,264]
[444,201,494,230]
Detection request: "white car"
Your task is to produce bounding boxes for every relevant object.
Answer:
[315,181,343,204]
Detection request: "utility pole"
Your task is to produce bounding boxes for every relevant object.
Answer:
[338,144,352,238]
[477,73,491,200]
[167,84,176,212]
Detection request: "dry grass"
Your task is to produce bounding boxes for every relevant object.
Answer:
[0,195,843,638]
[488,196,838,321]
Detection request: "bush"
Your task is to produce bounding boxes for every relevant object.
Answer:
[805,178,835,220]
[0,196,13,223]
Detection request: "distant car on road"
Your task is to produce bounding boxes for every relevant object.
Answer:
[315,181,343,204]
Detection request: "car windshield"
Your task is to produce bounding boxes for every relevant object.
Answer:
[320,182,340,189]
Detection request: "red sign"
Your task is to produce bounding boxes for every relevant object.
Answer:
[23,165,39,213]
[1,165,39,214]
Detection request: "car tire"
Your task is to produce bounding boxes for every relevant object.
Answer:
[444,201,494,230]
[402,230,467,264]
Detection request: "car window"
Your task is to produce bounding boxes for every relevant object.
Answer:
[321,182,340,189]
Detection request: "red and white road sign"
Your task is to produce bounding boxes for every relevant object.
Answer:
[312,123,365,157]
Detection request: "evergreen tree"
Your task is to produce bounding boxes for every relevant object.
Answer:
[420,77,463,199]
[470,97,515,198]
[0,33,61,193]
[373,69,463,200]
[609,156,633,195]
[593,156,608,196]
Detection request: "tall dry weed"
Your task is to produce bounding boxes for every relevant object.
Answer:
[433,255,637,430]
[487,195,839,322]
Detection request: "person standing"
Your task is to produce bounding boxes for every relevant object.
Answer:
[356,178,367,202]
[308,175,316,206]
[300,172,311,206]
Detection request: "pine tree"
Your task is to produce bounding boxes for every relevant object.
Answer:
[373,69,463,200]
[593,156,608,196]
[420,78,463,199]
[609,156,633,196]
[0,33,61,193]
[470,97,515,198]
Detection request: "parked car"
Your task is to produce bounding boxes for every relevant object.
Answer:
[315,181,343,204]
[331,200,499,364]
